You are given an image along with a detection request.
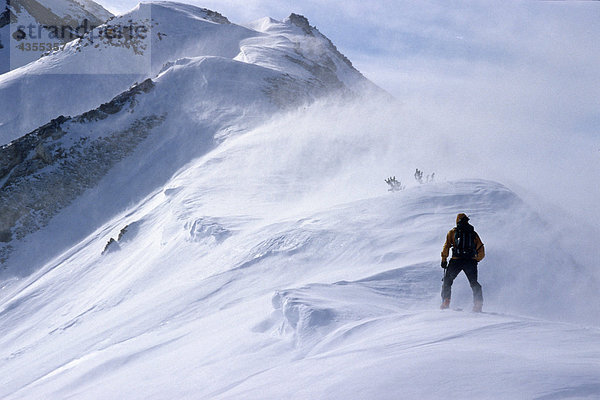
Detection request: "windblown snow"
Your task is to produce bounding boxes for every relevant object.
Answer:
[0,2,599,400]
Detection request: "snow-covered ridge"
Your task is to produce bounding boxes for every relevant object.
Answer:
[140,1,230,24]
[8,0,111,28]
[0,47,368,270]
[0,1,382,269]
[286,12,354,69]
[0,1,377,145]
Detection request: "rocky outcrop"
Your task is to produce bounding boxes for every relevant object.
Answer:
[102,221,142,255]
[76,79,155,122]
[288,13,313,35]
[0,116,68,182]
[198,8,230,25]
[286,13,354,70]
[0,79,162,265]
[8,0,111,33]
[0,5,14,28]
[0,79,154,188]
[102,238,120,255]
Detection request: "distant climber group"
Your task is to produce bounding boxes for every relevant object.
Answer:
[440,213,485,312]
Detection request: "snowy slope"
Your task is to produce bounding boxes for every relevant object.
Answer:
[0,53,333,271]
[0,1,375,145]
[0,95,599,398]
[0,2,381,272]
[0,162,598,398]
[1,86,598,400]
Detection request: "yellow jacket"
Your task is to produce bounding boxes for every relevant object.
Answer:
[441,214,485,262]
[441,228,485,262]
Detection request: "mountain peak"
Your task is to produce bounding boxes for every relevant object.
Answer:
[139,1,230,24]
[285,13,313,35]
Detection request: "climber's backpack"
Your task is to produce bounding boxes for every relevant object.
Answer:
[452,226,476,259]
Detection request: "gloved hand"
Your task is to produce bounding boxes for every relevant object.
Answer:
[441,260,448,269]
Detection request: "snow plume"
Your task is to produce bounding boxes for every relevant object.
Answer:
[201,92,599,325]
[228,92,599,227]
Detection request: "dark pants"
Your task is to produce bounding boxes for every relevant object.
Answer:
[442,259,483,303]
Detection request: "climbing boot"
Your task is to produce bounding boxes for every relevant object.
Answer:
[440,298,450,310]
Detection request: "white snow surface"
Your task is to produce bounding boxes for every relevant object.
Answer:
[1,97,600,398]
[1,166,599,398]
[0,2,598,400]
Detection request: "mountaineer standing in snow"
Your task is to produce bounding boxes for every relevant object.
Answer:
[440,213,485,312]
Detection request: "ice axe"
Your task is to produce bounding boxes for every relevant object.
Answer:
[441,260,448,281]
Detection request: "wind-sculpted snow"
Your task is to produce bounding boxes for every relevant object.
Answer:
[0,177,598,399]
[270,263,440,352]
[185,217,231,245]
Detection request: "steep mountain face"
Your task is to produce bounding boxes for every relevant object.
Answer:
[0,0,113,73]
[0,1,374,145]
[0,2,381,271]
